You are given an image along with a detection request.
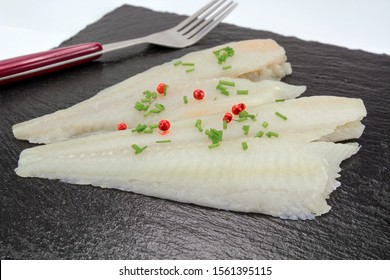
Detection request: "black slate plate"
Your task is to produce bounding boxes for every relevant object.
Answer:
[1,5,390,260]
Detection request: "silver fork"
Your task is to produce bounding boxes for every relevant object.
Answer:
[0,0,238,85]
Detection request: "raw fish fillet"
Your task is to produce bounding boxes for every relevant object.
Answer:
[13,39,292,144]
[15,139,359,220]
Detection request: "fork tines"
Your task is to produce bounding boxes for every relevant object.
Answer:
[177,0,238,39]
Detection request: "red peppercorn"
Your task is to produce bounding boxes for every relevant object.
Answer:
[157,83,166,94]
[231,103,247,115]
[238,103,246,111]
[158,119,170,131]
[223,112,233,123]
[193,89,205,100]
[117,122,127,130]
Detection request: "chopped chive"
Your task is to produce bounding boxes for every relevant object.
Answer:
[219,80,235,87]
[216,84,227,91]
[237,89,249,95]
[150,109,162,114]
[174,60,182,66]
[262,121,269,128]
[275,99,285,102]
[195,119,203,132]
[213,47,234,64]
[182,62,195,66]
[143,90,152,95]
[143,128,153,133]
[208,142,220,149]
[223,120,227,129]
[155,103,165,110]
[135,124,148,133]
[144,111,152,117]
[242,125,250,135]
[266,131,279,138]
[149,123,158,129]
[183,96,188,104]
[156,140,172,143]
[239,110,248,118]
[275,111,288,120]
[151,92,158,99]
[163,84,168,96]
[255,130,264,138]
[241,142,248,151]
[219,90,229,96]
[131,144,147,154]
[217,130,223,142]
[134,102,146,111]
[141,98,151,103]
[186,68,195,73]
[223,65,232,70]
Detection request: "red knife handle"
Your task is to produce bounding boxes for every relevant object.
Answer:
[0,42,103,85]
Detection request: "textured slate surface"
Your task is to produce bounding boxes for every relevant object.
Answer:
[1,5,390,260]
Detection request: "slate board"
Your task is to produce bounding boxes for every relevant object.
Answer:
[1,5,390,260]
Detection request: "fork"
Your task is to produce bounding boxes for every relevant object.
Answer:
[0,0,237,85]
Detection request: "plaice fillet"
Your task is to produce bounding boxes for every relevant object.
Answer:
[13,39,292,144]
[20,96,367,158]
[13,79,304,144]
[15,139,359,220]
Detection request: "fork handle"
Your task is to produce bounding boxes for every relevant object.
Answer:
[0,42,103,85]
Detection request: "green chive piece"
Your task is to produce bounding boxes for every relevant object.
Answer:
[238,117,249,122]
[223,120,227,129]
[143,128,153,133]
[182,62,195,66]
[239,110,248,118]
[223,65,232,70]
[156,140,172,143]
[275,99,285,102]
[186,68,195,73]
[174,60,182,66]
[208,142,220,149]
[262,121,269,128]
[275,111,288,120]
[266,131,279,138]
[213,47,235,64]
[144,111,152,117]
[237,89,249,95]
[242,125,250,135]
[206,128,223,144]
[255,130,264,138]
[219,80,235,87]
[149,123,157,129]
[216,84,227,91]
[151,92,158,99]
[217,130,223,142]
[131,144,147,154]
[150,109,162,114]
[155,103,165,110]
[141,98,151,103]
[219,90,229,96]
[183,96,188,104]
[134,102,146,111]
[195,119,203,132]
[135,124,147,133]
[163,84,168,96]
[241,142,248,151]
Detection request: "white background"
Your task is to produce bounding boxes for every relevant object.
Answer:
[0,0,389,60]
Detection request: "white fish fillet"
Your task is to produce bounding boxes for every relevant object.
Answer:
[19,96,367,158]
[15,139,359,220]
[13,39,292,144]
[13,79,304,144]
